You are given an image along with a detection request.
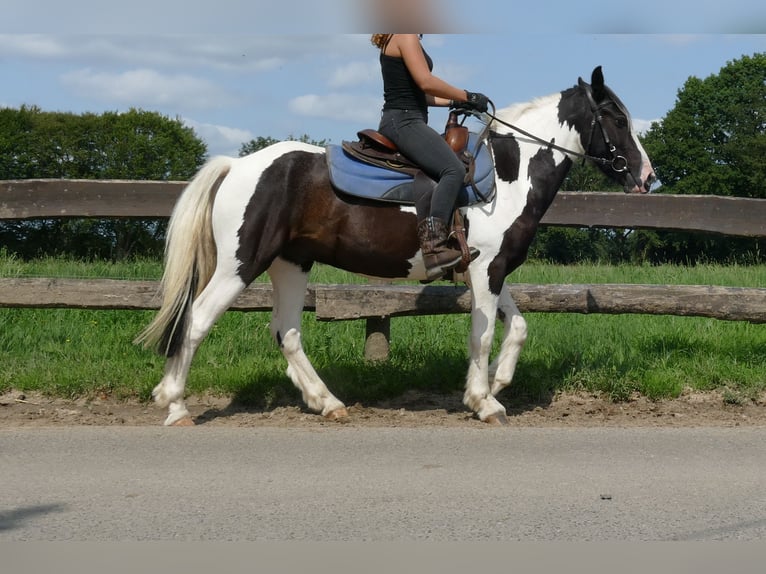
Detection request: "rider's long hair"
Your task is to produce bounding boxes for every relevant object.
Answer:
[370,34,393,50]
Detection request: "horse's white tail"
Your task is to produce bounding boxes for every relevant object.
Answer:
[134,156,232,356]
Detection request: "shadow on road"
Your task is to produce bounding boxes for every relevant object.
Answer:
[0,503,67,532]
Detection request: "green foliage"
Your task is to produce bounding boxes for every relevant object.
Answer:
[0,106,206,180]
[642,53,766,198]
[562,160,623,193]
[624,229,763,265]
[628,53,766,264]
[0,107,207,260]
[530,162,625,263]
[239,134,327,156]
[529,228,621,264]
[239,136,281,156]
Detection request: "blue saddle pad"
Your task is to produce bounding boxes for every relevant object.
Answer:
[327,132,495,207]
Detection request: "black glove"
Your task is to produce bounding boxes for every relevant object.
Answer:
[464,91,489,113]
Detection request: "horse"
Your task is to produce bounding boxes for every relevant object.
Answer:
[136,66,656,426]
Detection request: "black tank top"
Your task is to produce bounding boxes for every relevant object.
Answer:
[380,47,433,114]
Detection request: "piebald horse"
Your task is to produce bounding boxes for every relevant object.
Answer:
[137,66,655,426]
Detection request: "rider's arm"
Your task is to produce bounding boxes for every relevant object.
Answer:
[395,34,468,104]
[426,95,454,107]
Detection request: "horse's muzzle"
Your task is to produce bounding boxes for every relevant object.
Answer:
[625,167,657,194]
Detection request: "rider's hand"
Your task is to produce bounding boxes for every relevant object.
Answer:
[463,91,490,113]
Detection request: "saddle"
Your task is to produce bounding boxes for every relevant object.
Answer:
[342,111,475,181]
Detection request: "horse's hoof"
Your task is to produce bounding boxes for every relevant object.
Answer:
[325,407,349,421]
[485,413,509,426]
[171,416,196,427]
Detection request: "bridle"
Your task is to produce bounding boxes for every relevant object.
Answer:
[580,86,635,179]
[469,86,637,181]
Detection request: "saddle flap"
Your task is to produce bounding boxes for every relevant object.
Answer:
[342,140,419,176]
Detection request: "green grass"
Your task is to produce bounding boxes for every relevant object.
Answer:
[1,254,764,408]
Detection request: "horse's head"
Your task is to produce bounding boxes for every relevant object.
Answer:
[576,66,656,194]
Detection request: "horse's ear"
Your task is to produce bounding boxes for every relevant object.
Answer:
[591,66,606,100]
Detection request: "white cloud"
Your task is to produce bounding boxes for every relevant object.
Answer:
[0,34,363,72]
[328,61,378,89]
[60,68,236,110]
[0,34,65,57]
[183,118,253,157]
[633,118,660,134]
[288,93,382,124]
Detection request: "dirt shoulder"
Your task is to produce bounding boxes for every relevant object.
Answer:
[1,389,765,428]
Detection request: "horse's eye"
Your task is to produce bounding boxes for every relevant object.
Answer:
[615,117,627,129]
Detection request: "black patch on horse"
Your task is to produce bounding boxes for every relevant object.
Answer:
[487,148,573,295]
[557,86,593,149]
[489,132,520,184]
[236,151,321,283]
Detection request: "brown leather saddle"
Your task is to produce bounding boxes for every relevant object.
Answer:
[341,112,476,276]
[341,111,474,179]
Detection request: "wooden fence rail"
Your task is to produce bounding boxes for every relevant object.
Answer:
[2,180,765,360]
[1,278,764,324]
[2,179,766,237]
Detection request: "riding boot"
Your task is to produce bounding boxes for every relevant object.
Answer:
[417,216,472,280]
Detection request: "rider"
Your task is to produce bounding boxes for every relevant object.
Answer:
[372,34,490,280]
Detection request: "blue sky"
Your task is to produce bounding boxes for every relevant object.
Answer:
[1,1,764,157]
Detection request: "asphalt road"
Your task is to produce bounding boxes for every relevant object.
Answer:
[1,426,765,541]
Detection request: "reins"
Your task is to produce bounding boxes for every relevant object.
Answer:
[468,91,632,176]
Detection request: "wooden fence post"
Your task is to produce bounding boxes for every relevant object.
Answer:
[364,316,391,362]
[364,278,392,361]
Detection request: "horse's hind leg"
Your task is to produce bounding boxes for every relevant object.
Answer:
[268,258,347,419]
[154,270,247,426]
[489,284,528,397]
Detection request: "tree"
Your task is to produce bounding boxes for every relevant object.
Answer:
[0,106,206,180]
[642,53,765,198]
[238,136,281,156]
[239,134,327,157]
[635,53,765,263]
[0,107,207,259]
[562,160,623,194]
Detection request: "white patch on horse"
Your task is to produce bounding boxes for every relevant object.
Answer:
[214,141,326,274]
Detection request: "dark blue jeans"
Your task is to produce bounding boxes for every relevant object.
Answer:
[379,108,465,223]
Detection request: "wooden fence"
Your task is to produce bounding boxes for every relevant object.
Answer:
[2,179,765,236]
[2,180,765,360]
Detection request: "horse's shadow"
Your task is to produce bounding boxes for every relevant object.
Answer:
[192,354,562,425]
[0,503,67,532]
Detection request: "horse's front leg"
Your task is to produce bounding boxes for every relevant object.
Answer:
[489,284,527,397]
[464,265,507,424]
